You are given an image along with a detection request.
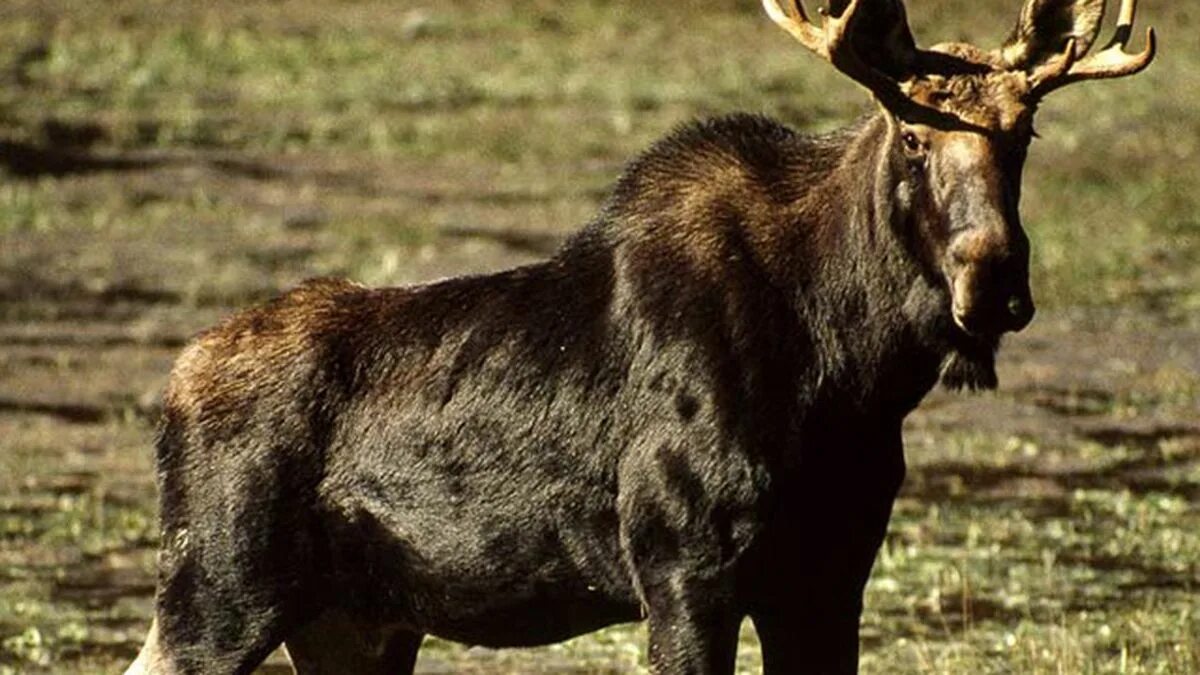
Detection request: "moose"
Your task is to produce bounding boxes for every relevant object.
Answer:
[126,0,1154,673]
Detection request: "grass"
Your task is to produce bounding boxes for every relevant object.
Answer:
[1,1,1196,309]
[0,0,1197,672]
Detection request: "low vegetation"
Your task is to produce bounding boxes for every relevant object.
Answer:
[0,1,1196,672]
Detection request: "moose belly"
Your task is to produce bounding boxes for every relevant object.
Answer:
[423,592,642,648]
[322,487,640,647]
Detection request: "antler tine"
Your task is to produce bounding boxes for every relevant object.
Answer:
[760,0,830,58]
[762,0,907,106]
[817,0,868,68]
[1116,0,1136,26]
[1071,0,1155,79]
[1032,0,1156,96]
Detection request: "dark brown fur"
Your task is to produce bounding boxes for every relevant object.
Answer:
[135,112,964,675]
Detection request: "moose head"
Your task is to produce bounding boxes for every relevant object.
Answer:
[763,0,1155,385]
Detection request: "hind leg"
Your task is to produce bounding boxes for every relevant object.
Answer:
[124,603,295,675]
[126,590,301,675]
[124,619,170,675]
[135,540,314,675]
[129,493,318,675]
[137,411,326,672]
[284,611,423,675]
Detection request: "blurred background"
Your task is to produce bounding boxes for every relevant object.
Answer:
[0,1,1195,672]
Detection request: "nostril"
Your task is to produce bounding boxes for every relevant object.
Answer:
[1006,295,1034,331]
[1006,296,1024,318]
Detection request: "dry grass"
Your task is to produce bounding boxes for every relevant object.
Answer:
[0,1,1197,672]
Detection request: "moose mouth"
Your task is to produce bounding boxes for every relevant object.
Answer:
[951,312,1002,341]
[939,322,1001,391]
[951,311,985,338]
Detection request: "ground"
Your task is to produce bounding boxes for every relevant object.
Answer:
[0,1,1197,673]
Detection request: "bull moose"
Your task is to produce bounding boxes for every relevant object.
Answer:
[126,0,1155,673]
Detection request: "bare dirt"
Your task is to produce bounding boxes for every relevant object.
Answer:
[2,147,1196,673]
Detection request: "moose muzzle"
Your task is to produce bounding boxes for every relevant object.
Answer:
[949,239,1035,337]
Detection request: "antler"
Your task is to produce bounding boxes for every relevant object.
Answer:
[1030,0,1156,97]
[761,0,910,109]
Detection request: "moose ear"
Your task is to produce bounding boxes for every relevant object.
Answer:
[1000,0,1105,70]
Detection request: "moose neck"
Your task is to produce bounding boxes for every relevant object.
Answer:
[779,111,949,414]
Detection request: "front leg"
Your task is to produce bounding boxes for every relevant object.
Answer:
[617,441,763,674]
[642,578,741,674]
[751,599,861,675]
[750,425,907,673]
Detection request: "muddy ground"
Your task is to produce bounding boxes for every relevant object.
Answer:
[1,1,1197,672]
[1,149,1196,674]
